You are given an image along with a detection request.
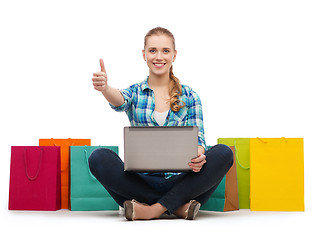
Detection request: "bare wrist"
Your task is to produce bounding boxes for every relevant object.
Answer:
[198,145,205,155]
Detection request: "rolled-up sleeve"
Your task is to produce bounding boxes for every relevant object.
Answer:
[187,89,207,151]
[109,87,133,112]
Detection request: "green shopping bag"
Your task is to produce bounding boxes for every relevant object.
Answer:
[200,177,226,211]
[218,138,250,209]
[70,146,119,211]
[200,146,239,211]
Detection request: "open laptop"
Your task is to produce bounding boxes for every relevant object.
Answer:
[124,126,198,172]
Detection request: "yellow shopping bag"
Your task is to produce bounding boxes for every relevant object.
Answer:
[250,138,304,211]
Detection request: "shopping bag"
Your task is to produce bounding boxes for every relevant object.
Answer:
[70,146,119,211]
[200,146,239,211]
[250,138,304,211]
[39,138,91,209]
[218,138,250,209]
[9,146,61,210]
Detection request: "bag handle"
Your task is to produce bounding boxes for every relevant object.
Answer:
[53,143,76,146]
[24,148,43,181]
[257,137,288,143]
[234,141,250,170]
[84,149,97,180]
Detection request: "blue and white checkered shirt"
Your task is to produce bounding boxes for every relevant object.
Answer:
[110,77,207,179]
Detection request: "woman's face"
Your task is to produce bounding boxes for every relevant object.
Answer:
[143,34,177,78]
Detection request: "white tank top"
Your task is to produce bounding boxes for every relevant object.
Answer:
[154,110,169,126]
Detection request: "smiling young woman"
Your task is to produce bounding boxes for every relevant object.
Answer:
[142,28,185,113]
[89,27,233,220]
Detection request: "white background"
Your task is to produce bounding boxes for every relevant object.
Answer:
[0,0,311,239]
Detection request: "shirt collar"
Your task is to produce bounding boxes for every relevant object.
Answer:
[140,76,151,91]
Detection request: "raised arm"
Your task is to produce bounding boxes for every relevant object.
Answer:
[92,58,125,107]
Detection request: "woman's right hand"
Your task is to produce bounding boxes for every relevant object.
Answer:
[92,58,108,92]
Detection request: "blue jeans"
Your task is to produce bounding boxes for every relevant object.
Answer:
[88,144,233,214]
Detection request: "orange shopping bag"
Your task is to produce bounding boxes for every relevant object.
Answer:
[39,138,91,209]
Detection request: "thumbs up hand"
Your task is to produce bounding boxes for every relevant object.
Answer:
[92,58,108,92]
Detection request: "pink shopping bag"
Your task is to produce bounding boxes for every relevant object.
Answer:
[9,146,61,210]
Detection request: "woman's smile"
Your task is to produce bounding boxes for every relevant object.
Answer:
[153,62,166,69]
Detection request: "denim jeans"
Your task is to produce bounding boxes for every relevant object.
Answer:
[88,144,233,214]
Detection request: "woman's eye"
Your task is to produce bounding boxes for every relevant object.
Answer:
[164,50,169,53]
[150,50,156,53]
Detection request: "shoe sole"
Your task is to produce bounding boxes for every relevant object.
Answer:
[124,200,134,221]
[186,201,201,220]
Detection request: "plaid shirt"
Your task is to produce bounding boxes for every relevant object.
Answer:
[110,77,207,179]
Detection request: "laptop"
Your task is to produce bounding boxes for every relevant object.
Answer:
[124,126,198,172]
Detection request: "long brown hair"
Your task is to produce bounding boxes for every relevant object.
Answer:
[144,27,185,112]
